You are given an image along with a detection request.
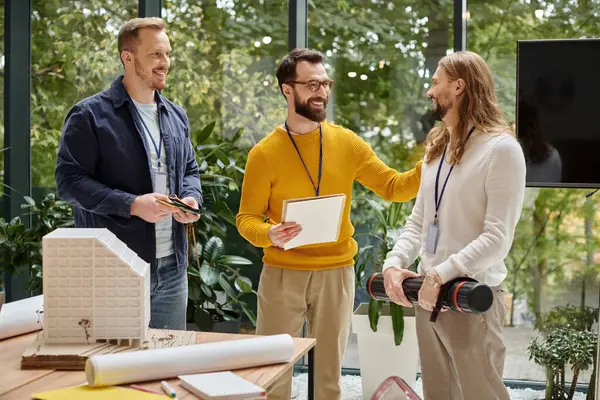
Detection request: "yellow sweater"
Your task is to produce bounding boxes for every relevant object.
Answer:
[236,121,422,270]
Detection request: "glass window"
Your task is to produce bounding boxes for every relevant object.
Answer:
[31,0,138,189]
[309,1,454,370]
[162,0,289,143]
[162,1,290,328]
[468,0,600,390]
[0,0,5,210]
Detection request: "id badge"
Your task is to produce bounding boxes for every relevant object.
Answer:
[424,221,439,254]
[153,171,168,194]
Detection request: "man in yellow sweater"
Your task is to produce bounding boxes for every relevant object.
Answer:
[236,48,422,400]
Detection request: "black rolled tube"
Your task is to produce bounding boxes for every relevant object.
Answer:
[367,273,494,314]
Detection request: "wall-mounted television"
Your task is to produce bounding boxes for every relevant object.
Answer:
[516,38,600,188]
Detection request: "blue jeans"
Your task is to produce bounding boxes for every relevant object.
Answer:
[150,253,188,330]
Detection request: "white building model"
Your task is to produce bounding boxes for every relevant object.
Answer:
[42,228,151,345]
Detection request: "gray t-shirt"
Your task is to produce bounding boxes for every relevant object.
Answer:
[132,98,174,259]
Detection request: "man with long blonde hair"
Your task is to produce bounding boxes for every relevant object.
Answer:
[382,51,526,399]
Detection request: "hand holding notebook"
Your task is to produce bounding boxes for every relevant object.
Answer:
[268,221,303,248]
[280,193,346,250]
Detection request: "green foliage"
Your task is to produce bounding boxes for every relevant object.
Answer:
[185,120,256,331]
[191,121,244,242]
[534,304,598,334]
[528,305,599,399]
[354,200,414,346]
[0,217,40,290]
[186,235,256,331]
[0,193,74,292]
[18,0,289,188]
[28,0,139,188]
[529,328,597,400]
[354,200,413,284]
[160,0,288,144]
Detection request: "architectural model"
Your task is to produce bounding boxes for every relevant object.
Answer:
[42,228,150,345]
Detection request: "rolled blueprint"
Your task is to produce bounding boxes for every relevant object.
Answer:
[86,333,294,387]
[367,273,493,314]
[0,295,44,340]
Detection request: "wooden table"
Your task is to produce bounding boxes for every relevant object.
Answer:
[0,330,316,400]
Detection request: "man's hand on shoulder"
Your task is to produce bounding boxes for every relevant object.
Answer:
[268,222,302,248]
[130,193,178,223]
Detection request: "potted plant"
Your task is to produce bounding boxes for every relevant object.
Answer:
[351,200,420,399]
[528,305,598,400]
[185,121,257,333]
[186,231,256,333]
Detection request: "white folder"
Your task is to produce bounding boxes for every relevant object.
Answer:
[281,193,346,250]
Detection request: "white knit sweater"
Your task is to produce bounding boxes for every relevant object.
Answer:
[383,131,526,287]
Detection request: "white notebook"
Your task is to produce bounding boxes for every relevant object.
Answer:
[178,371,267,400]
[281,193,346,250]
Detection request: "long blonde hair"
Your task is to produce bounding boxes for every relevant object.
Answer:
[424,51,512,165]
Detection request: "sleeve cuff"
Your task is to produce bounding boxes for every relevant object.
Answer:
[383,256,403,271]
[116,190,137,218]
[256,223,274,248]
[433,259,462,284]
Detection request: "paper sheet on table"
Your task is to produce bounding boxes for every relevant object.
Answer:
[0,294,44,340]
[32,385,165,400]
[86,333,294,387]
[281,194,346,250]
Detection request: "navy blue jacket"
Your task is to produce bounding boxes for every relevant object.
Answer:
[55,75,202,269]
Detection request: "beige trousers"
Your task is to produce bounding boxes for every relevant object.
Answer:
[255,264,355,400]
[415,288,509,400]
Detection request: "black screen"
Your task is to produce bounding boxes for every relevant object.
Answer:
[517,39,600,188]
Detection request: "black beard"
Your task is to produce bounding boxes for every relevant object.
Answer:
[294,92,327,122]
[431,100,447,121]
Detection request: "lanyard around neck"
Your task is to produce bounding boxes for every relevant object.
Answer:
[132,103,163,169]
[434,126,476,222]
[285,122,323,197]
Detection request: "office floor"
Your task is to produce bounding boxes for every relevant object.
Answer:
[291,374,589,400]
[342,326,594,382]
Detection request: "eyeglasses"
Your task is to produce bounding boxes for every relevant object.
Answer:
[287,80,335,92]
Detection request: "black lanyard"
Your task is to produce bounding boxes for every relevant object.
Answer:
[285,122,323,197]
[434,126,475,222]
[132,104,163,169]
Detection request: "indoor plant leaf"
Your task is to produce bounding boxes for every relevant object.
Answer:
[241,302,257,326]
[200,282,216,302]
[218,274,237,299]
[194,121,216,145]
[188,281,203,302]
[203,237,224,263]
[368,297,381,332]
[234,276,253,293]
[199,262,220,285]
[219,255,253,266]
[390,302,405,346]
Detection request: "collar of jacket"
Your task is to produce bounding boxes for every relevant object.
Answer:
[109,75,170,113]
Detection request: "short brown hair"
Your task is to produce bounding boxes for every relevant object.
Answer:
[118,17,165,56]
[276,48,324,95]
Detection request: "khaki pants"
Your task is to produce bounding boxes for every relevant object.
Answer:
[256,264,355,400]
[415,288,509,400]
